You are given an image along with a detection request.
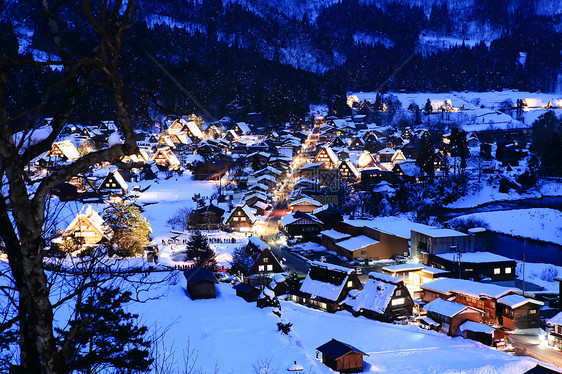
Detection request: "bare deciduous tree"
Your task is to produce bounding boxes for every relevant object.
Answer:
[0,1,152,373]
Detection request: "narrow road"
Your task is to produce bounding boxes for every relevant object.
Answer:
[507,334,562,368]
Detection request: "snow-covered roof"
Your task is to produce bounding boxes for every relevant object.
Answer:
[279,211,321,226]
[300,161,325,170]
[411,226,468,238]
[382,263,426,273]
[423,298,476,318]
[548,311,562,325]
[64,205,111,239]
[343,216,438,240]
[103,169,128,191]
[336,235,379,252]
[225,205,257,224]
[436,252,515,264]
[344,275,397,313]
[378,147,395,155]
[290,197,323,208]
[181,119,204,139]
[299,261,354,302]
[320,229,351,241]
[368,272,403,285]
[419,317,440,327]
[248,236,270,251]
[497,294,543,309]
[458,320,495,334]
[50,140,80,160]
[421,278,521,299]
[236,122,251,134]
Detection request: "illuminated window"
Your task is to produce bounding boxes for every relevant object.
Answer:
[258,265,265,272]
[267,265,273,271]
[505,267,512,274]
[347,281,353,288]
[391,298,405,306]
[494,268,501,275]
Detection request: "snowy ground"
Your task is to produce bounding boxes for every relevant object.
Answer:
[125,278,539,374]
[449,208,562,246]
[445,179,562,209]
[349,90,562,132]
[516,261,562,293]
[157,230,249,269]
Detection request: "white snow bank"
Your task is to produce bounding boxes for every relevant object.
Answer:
[449,208,562,246]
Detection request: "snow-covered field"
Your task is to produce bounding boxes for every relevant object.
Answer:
[446,179,562,209]
[128,279,538,374]
[449,208,562,246]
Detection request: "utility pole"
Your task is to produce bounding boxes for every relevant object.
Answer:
[451,245,460,279]
[522,239,526,295]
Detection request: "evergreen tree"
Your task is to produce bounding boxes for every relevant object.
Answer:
[186,230,216,267]
[229,245,255,276]
[104,201,152,257]
[59,288,153,374]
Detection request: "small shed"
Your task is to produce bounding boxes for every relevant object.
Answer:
[316,339,369,373]
[233,283,261,302]
[183,267,218,300]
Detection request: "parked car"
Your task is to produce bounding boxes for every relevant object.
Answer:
[355,258,366,266]
[366,258,375,266]
[354,266,363,275]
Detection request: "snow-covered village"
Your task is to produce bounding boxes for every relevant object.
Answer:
[2,1,562,374]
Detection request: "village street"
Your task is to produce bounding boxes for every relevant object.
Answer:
[507,334,562,369]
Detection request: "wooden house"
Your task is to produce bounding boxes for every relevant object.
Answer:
[497,294,543,332]
[428,252,516,282]
[392,161,422,183]
[547,311,562,350]
[343,272,414,322]
[47,140,80,162]
[61,205,112,247]
[291,261,362,313]
[188,204,225,230]
[377,148,396,163]
[422,298,483,336]
[401,127,414,140]
[172,119,204,142]
[184,267,218,300]
[348,137,365,150]
[232,122,251,135]
[224,205,256,232]
[99,120,117,134]
[192,155,232,181]
[356,150,376,169]
[547,99,562,109]
[152,147,181,170]
[313,145,339,169]
[289,197,323,213]
[223,129,239,142]
[421,278,524,327]
[313,205,344,229]
[316,339,368,373]
[158,134,176,149]
[233,282,261,302]
[338,159,360,181]
[98,169,129,195]
[522,98,544,109]
[331,136,347,148]
[247,237,284,276]
[279,211,323,239]
[391,149,407,164]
